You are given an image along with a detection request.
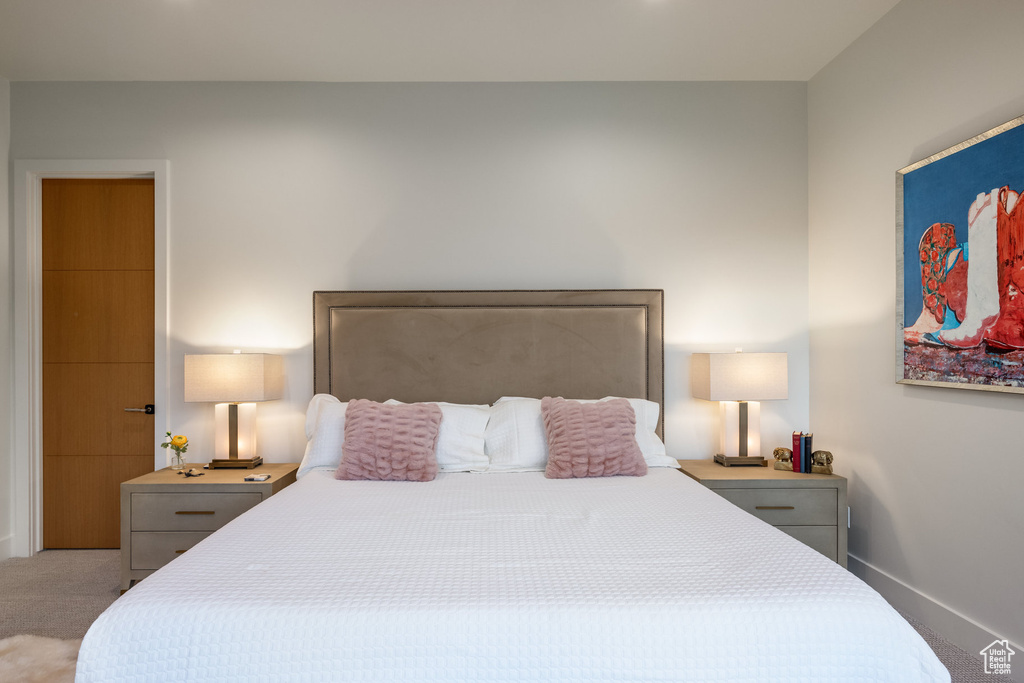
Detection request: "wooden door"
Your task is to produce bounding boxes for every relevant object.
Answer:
[42,178,156,548]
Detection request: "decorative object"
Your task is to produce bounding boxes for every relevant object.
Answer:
[810,450,834,475]
[691,352,788,466]
[772,447,793,471]
[184,352,284,468]
[898,113,1024,393]
[541,397,647,479]
[160,432,188,470]
[176,468,205,478]
[336,399,442,482]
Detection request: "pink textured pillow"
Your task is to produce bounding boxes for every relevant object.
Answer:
[336,399,442,482]
[541,396,648,479]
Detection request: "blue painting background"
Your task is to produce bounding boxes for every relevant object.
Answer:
[903,121,1024,326]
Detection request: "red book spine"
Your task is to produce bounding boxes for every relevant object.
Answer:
[792,431,801,472]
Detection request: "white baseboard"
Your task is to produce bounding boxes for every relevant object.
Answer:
[850,554,1022,681]
[0,534,12,561]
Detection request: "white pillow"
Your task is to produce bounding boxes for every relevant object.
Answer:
[385,400,489,472]
[297,394,347,479]
[299,394,491,477]
[483,398,550,472]
[486,396,675,470]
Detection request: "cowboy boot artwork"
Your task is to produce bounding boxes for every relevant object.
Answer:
[905,222,957,345]
[938,188,1002,348]
[942,246,969,330]
[983,187,1024,349]
[913,242,969,346]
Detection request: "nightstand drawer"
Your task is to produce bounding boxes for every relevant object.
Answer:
[715,487,836,526]
[131,531,212,569]
[130,492,263,531]
[776,525,838,562]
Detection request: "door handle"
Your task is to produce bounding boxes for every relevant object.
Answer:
[124,404,155,414]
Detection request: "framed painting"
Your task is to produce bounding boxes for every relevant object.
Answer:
[897,114,1024,393]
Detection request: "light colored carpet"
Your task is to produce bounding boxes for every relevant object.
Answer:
[0,550,1015,682]
[0,550,119,640]
[900,612,1017,683]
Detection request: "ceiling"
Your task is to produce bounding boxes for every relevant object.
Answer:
[0,0,899,83]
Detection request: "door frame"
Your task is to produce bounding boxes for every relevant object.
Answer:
[12,160,170,556]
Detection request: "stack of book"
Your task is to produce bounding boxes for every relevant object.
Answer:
[791,431,813,473]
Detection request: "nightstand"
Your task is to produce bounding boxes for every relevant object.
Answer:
[120,462,298,591]
[677,459,848,567]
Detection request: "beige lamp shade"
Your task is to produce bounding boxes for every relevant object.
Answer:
[691,352,788,402]
[184,353,284,403]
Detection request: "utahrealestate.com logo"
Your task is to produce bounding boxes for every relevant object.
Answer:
[980,639,1015,676]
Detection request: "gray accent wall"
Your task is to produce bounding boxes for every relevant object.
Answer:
[7,80,810,481]
[809,0,1024,660]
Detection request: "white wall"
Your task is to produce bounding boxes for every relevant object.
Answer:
[8,80,809,539]
[0,78,11,560]
[809,0,1024,657]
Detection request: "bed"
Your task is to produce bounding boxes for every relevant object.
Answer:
[76,290,949,682]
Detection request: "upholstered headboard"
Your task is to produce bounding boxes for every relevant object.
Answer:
[312,290,664,436]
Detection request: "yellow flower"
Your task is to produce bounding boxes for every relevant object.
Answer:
[171,435,188,449]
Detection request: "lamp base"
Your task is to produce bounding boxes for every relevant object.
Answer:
[208,456,263,469]
[714,454,767,467]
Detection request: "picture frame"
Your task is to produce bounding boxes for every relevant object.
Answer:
[897,114,1024,393]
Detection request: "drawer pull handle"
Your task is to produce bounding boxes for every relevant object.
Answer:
[756,505,795,510]
[174,550,187,554]
[175,510,215,515]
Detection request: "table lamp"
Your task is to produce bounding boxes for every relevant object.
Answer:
[691,351,788,466]
[184,352,284,469]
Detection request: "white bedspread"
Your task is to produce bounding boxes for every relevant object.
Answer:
[77,469,948,682]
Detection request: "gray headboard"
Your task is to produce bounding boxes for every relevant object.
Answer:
[313,290,664,436]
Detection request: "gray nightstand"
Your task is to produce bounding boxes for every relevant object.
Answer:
[120,462,298,591]
[677,459,848,567]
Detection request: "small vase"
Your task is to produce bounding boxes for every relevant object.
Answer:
[171,453,187,470]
